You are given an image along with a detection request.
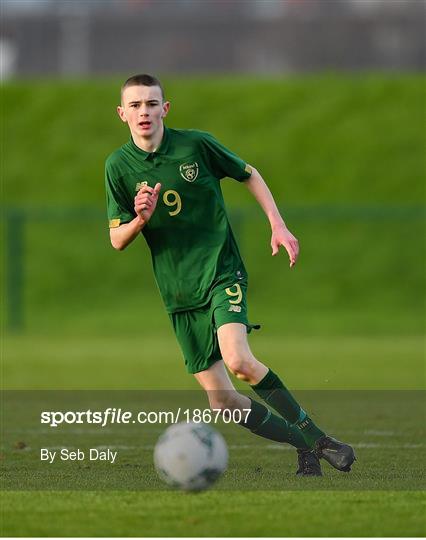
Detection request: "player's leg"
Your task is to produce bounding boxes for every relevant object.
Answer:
[170,306,305,448]
[217,322,355,472]
[193,359,313,454]
[170,303,321,474]
[216,322,324,443]
[213,282,321,439]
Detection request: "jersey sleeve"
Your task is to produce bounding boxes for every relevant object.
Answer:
[199,131,252,181]
[105,162,134,228]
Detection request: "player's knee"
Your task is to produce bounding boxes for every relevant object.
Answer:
[224,352,256,382]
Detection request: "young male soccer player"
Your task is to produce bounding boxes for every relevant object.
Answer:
[105,74,355,477]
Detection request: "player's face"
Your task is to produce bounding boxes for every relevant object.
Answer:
[117,85,169,140]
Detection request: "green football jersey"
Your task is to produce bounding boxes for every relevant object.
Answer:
[105,127,252,313]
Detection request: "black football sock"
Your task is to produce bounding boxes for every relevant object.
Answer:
[294,415,326,449]
[251,369,325,448]
[239,398,309,450]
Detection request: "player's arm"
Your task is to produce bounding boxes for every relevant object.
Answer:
[110,217,145,251]
[110,182,162,251]
[244,167,299,268]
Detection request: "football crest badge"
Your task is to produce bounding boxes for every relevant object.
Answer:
[179,162,199,182]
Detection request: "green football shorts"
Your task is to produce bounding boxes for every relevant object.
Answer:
[169,281,260,374]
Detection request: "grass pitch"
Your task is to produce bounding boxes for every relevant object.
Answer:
[2,491,424,537]
[1,335,425,536]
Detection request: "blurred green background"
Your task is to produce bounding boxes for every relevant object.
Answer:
[2,75,425,390]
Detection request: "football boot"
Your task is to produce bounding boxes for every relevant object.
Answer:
[314,435,356,472]
[296,448,323,476]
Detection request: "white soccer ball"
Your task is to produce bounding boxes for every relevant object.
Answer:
[154,422,228,491]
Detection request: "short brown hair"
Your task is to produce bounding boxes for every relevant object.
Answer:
[121,74,165,101]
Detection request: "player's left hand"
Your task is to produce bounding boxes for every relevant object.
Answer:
[271,225,299,268]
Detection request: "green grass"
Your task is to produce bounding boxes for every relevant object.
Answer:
[1,75,425,536]
[2,491,423,537]
[2,334,424,390]
[2,75,425,336]
[1,335,425,536]
[3,75,424,206]
[2,384,425,491]
[1,209,424,337]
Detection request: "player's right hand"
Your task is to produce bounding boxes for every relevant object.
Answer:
[134,182,162,223]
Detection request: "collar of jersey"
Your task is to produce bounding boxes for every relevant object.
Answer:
[130,126,170,160]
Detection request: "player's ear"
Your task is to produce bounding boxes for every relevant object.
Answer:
[117,105,127,123]
[161,101,170,119]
